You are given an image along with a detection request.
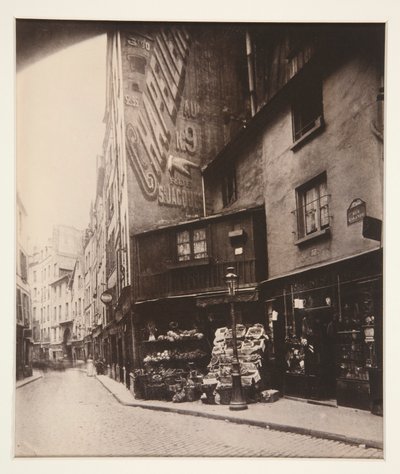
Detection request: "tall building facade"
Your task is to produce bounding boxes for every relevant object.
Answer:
[82,24,250,386]
[16,193,33,380]
[203,24,384,411]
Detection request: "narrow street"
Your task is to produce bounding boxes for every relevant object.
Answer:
[15,368,382,458]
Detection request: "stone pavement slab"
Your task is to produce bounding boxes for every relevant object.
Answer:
[96,374,383,450]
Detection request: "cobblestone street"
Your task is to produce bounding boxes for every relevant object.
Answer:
[15,369,382,458]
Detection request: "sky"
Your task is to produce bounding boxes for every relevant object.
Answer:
[16,33,107,251]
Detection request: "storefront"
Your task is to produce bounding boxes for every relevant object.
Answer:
[16,326,33,379]
[262,249,383,413]
[132,290,271,404]
[71,338,85,363]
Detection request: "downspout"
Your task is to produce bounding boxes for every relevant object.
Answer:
[371,85,384,144]
[201,173,207,217]
[246,30,257,117]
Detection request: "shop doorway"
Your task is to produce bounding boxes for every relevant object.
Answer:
[285,306,336,401]
[63,327,73,361]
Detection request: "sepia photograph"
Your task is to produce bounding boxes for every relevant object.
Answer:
[8,1,396,465]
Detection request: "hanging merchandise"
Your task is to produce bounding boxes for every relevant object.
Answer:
[201,323,269,405]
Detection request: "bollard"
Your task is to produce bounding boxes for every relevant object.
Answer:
[107,364,111,377]
[116,364,120,382]
[122,366,126,385]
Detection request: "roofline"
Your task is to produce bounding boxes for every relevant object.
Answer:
[132,204,265,238]
[49,273,71,286]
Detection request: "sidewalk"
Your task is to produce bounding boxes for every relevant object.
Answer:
[16,370,43,389]
[96,374,383,450]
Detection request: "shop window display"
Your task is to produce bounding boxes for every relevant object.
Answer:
[335,282,380,411]
[284,294,336,400]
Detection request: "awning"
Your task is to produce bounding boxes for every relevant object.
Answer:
[196,288,259,307]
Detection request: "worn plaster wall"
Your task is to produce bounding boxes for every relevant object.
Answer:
[263,51,383,279]
[204,134,265,215]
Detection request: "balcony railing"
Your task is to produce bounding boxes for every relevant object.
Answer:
[136,258,257,301]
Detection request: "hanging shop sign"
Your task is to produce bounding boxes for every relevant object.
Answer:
[347,198,366,225]
[362,216,382,242]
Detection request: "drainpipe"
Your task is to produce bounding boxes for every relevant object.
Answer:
[246,30,256,117]
[201,173,207,217]
[371,76,384,145]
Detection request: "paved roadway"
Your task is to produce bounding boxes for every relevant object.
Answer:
[15,368,383,458]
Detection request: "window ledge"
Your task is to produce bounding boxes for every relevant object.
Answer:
[168,257,211,269]
[291,116,324,151]
[295,227,330,246]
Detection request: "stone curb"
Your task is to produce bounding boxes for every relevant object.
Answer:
[95,376,383,451]
[16,373,43,389]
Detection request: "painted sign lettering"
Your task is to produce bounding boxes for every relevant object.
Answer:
[347,198,366,225]
[175,125,197,154]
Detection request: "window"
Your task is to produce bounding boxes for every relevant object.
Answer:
[176,228,208,262]
[295,173,330,241]
[20,251,27,280]
[22,293,29,325]
[54,306,57,322]
[16,289,22,322]
[292,74,323,144]
[54,263,57,277]
[33,271,37,283]
[222,165,237,207]
[66,303,69,319]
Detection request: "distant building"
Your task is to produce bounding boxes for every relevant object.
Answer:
[16,193,33,380]
[29,225,84,363]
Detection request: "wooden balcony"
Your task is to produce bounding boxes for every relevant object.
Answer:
[137,258,257,301]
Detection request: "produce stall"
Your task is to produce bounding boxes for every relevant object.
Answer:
[201,323,268,404]
[134,322,210,402]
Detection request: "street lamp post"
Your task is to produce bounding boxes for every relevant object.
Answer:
[225,267,248,411]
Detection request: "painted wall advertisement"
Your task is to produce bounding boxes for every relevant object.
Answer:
[119,25,246,231]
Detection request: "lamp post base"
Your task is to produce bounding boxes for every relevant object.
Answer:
[229,368,248,411]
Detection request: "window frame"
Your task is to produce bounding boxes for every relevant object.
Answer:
[291,73,324,150]
[175,227,209,264]
[295,173,330,245]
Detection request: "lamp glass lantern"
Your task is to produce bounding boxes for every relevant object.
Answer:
[225,267,238,297]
